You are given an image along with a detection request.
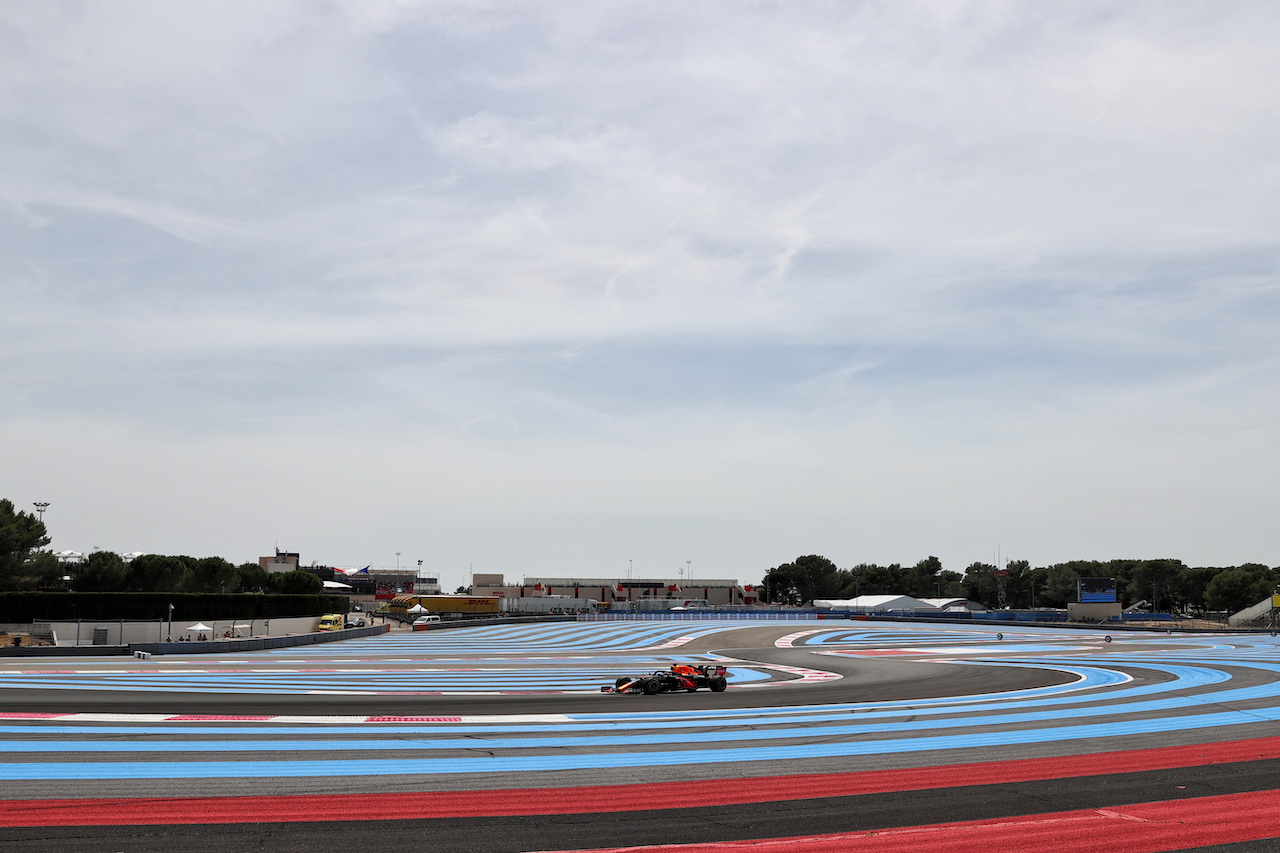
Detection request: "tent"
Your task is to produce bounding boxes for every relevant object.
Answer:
[919,597,988,612]
[186,623,212,632]
[407,604,428,615]
[814,595,939,612]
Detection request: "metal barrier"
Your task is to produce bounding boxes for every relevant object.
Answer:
[579,612,822,621]
[127,623,390,656]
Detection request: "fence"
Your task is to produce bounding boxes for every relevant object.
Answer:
[31,616,322,646]
[580,611,822,622]
[2,623,389,657]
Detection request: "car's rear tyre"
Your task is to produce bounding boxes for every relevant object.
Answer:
[709,676,727,692]
[643,678,661,695]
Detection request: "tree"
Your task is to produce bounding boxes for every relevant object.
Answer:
[187,557,239,593]
[273,570,323,595]
[937,570,964,598]
[1173,566,1220,615]
[762,555,840,604]
[1002,560,1033,608]
[27,550,63,589]
[235,563,273,593]
[1205,566,1276,614]
[1124,559,1188,612]
[906,556,944,599]
[122,554,188,592]
[962,562,997,608]
[837,563,905,597]
[74,550,127,591]
[0,499,51,591]
[837,564,868,598]
[1035,563,1085,608]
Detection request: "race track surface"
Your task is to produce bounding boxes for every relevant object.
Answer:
[2,616,1280,852]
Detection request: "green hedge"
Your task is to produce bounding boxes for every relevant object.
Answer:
[0,592,349,623]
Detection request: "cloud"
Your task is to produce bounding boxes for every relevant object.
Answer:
[3,1,1279,580]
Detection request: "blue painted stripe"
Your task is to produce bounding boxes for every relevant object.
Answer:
[9,706,1280,780]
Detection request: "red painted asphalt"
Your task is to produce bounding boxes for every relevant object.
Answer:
[3,735,1279,827]
[567,789,1280,853]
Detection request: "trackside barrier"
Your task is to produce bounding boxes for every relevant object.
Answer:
[581,610,1069,623]
[579,612,822,622]
[126,623,390,656]
[574,610,1227,633]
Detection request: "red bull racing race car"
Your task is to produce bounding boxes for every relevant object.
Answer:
[602,663,729,694]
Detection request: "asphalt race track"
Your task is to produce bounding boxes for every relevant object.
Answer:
[3,617,1280,852]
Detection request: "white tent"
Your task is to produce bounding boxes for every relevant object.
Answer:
[186,622,212,632]
[814,595,939,612]
[407,604,428,614]
[919,597,988,612]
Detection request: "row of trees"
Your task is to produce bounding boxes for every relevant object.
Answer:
[0,499,323,595]
[72,551,324,595]
[761,555,1280,616]
[760,555,963,605]
[6,498,1277,615]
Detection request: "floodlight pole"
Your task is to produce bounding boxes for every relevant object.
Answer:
[33,502,49,523]
[167,603,173,643]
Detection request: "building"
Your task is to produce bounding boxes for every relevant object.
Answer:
[259,549,300,573]
[256,548,446,598]
[365,569,440,599]
[470,574,751,607]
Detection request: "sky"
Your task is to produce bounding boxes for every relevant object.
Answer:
[3,1,1279,592]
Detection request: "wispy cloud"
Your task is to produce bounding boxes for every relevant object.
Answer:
[3,1,1278,582]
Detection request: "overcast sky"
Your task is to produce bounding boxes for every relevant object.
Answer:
[3,1,1278,590]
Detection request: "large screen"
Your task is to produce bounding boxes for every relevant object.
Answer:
[1078,577,1118,603]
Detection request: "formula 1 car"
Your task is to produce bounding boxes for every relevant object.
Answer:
[601,664,729,694]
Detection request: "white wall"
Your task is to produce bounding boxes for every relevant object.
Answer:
[34,615,323,646]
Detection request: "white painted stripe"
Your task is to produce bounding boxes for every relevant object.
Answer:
[775,630,824,648]
[0,711,578,724]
